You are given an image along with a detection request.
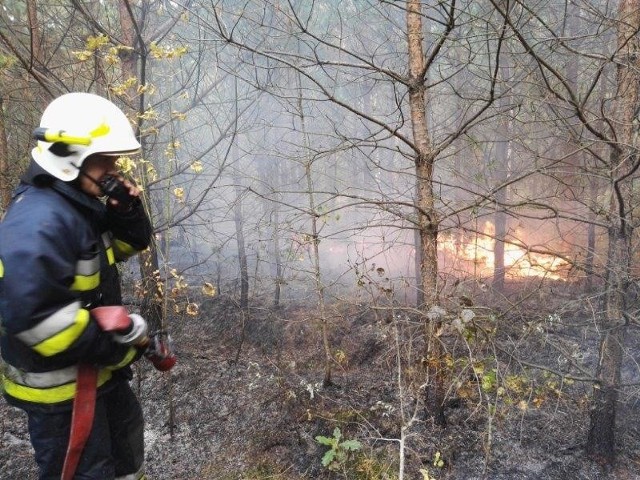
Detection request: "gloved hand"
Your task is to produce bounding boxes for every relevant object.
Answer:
[113,313,149,346]
[91,306,149,347]
[145,331,177,371]
[91,306,174,370]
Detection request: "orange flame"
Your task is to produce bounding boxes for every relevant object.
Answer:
[439,222,568,280]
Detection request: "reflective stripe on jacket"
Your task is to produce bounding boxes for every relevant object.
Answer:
[2,346,138,404]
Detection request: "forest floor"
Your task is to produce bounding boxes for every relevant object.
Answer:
[1,280,640,479]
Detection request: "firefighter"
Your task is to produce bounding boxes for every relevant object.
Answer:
[0,92,152,479]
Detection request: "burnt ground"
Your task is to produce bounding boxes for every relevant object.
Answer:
[1,282,640,479]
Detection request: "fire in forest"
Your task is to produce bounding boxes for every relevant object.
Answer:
[439,222,569,281]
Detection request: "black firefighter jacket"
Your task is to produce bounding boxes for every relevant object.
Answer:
[0,162,152,411]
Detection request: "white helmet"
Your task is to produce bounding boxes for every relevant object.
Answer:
[31,92,141,181]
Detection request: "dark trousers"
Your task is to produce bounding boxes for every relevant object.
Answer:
[26,380,144,480]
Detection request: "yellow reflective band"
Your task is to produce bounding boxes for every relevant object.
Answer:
[16,302,81,346]
[42,130,91,146]
[71,271,100,291]
[113,239,137,259]
[0,259,3,277]
[2,369,112,404]
[32,309,90,357]
[106,246,116,265]
[90,121,110,139]
[107,347,137,371]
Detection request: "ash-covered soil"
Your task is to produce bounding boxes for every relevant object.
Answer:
[2,286,640,479]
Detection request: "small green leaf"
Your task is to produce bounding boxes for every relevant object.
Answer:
[419,468,433,480]
[481,370,497,392]
[341,440,362,451]
[321,450,336,467]
[315,435,334,446]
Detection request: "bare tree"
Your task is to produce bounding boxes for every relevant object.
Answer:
[587,0,640,464]
[406,0,447,424]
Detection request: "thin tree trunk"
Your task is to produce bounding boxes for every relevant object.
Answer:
[584,195,598,293]
[26,0,43,73]
[492,52,512,292]
[272,198,283,308]
[585,74,610,292]
[587,217,628,463]
[407,0,445,425]
[413,227,424,307]
[306,160,333,387]
[492,201,507,291]
[234,179,249,310]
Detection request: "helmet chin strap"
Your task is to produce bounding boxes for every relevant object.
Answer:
[70,161,109,197]
[70,152,121,192]
[77,168,104,189]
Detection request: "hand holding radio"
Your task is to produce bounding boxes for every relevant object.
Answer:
[99,175,140,212]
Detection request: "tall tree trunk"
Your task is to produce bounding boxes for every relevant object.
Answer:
[492,52,512,292]
[492,137,508,292]
[272,193,283,308]
[584,188,598,293]
[287,21,334,386]
[26,0,43,71]
[257,156,283,307]
[586,0,640,464]
[563,1,598,291]
[492,196,507,291]
[585,75,610,292]
[414,227,424,307]
[234,178,249,311]
[117,1,138,84]
[407,0,445,425]
[306,158,333,387]
[587,220,628,463]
